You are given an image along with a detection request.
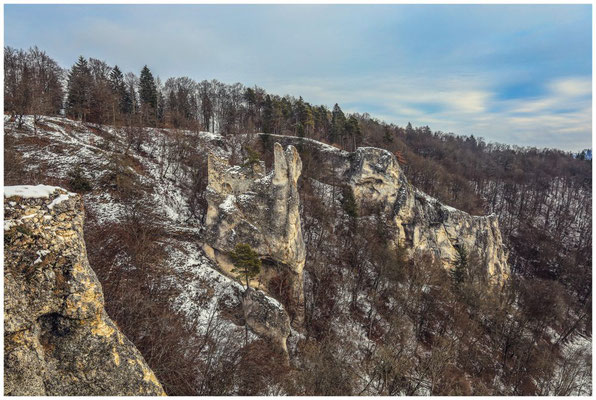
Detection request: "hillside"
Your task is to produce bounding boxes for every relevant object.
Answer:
[4,114,591,395]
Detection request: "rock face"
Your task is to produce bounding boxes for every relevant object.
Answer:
[256,134,509,283]
[4,185,165,396]
[242,288,291,359]
[350,147,509,282]
[204,143,306,326]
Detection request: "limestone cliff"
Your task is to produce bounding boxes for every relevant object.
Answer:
[255,134,509,283]
[350,146,509,282]
[204,143,306,328]
[4,185,165,396]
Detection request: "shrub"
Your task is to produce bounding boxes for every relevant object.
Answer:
[68,165,92,193]
[243,146,261,167]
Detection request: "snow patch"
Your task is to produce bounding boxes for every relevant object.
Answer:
[47,193,76,210]
[4,185,68,199]
[219,194,237,213]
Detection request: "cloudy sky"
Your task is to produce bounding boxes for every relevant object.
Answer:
[5,4,592,151]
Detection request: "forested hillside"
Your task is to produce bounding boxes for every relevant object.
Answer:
[4,46,592,395]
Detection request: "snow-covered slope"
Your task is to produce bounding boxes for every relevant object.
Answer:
[4,115,278,353]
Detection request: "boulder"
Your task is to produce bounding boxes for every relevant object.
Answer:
[242,288,291,360]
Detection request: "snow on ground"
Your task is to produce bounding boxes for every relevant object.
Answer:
[255,132,350,155]
[547,334,592,395]
[5,115,287,346]
[4,184,69,199]
[47,193,76,209]
[165,239,258,342]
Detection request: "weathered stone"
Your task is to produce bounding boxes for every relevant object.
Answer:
[242,288,291,361]
[255,134,510,283]
[4,186,165,396]
[204,143,306,326]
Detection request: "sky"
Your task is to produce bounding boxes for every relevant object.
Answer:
[4,4,592,151]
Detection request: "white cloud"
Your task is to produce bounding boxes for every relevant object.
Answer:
[549,77,592,97]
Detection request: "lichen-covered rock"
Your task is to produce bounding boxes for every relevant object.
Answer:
[255,134,510,283]
[242,288,291,359]
[4,185,165,396]
[205,143,306,325]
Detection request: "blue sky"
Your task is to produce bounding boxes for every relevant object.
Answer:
[4,4,592,151]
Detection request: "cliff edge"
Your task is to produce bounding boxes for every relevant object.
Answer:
[4,185,165,396]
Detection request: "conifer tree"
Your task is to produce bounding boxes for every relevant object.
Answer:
[296,97,314,137]
[330,103,346,145]
[406,121,414,136]
[139,65,157,125]
[139,65,157,109]
[262,95,274,133]
[109,65,129,118]
[345,115,361,150]
[230,243,262,289]
[66,56,92,121]
[451,244,468,285]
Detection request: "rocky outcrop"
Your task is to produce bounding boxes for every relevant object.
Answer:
[256,134,509,283]
[242,288,291,359]
[350,147,508,282]
[4,185,165,396]
[204,143,306,326]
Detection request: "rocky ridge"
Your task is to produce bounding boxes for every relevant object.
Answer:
[4,116,513,395]
[253,134,509,282]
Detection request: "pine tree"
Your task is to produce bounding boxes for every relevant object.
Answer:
[109,65,128,117]
[406,122,414,136]
[345,115,361,150]
[295,97,314,137]
[139,65,157,124]
[330,103,346,145]
[230,243,262,289]
[341,185,358,219]
[262,95,274,133]
[139,65,157,108]
[383,125,393,142]
[66,56,92,121]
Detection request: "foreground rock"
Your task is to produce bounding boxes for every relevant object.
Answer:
[204,143,306,326]
[257,134,509,283]
[4,185,165,396]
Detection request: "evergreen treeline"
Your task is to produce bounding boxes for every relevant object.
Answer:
[4,46,363,149]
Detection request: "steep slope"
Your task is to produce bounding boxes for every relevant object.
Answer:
[4,115,293,392]
[4,185,165,396]
[10,115,581,395]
